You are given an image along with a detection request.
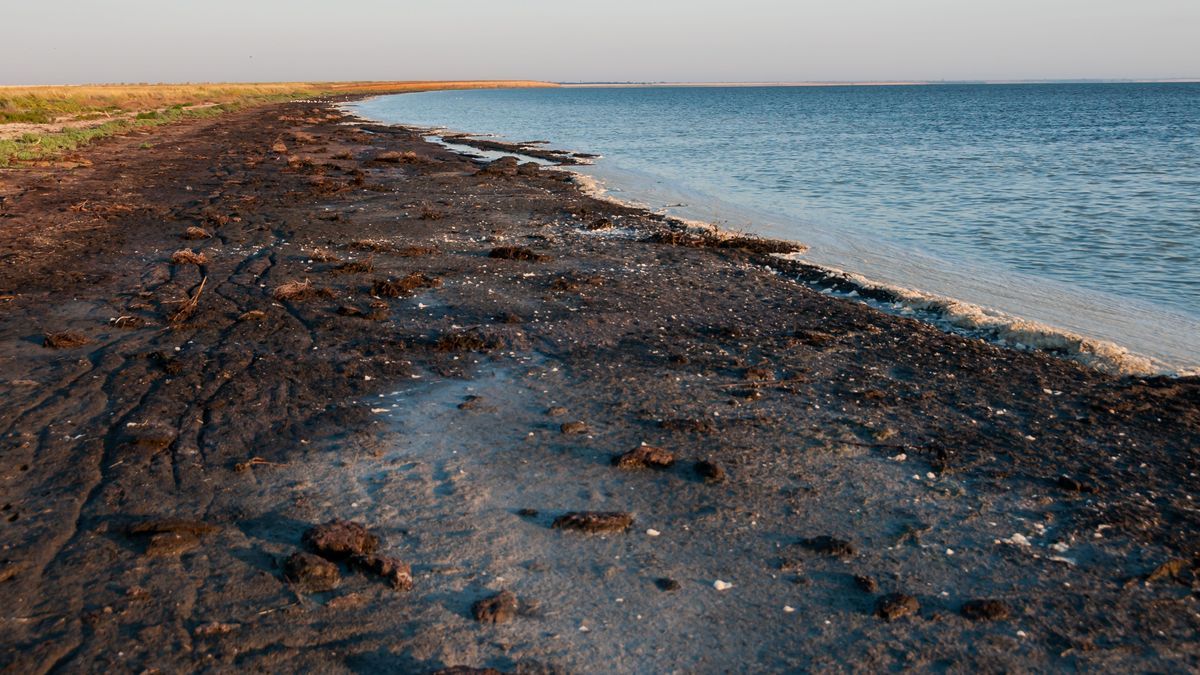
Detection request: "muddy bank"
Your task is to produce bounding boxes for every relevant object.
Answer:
[0,100,1198,673]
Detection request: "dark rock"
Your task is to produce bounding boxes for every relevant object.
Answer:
[144,531,200,557]
[694,459,725,483]
[303,520,380,560]
[1056,475,1097,494]
[655,577,681,592]
[472,590,519,624]
[659,418,717,433]
[349,554,413,591]
[284,552,340,592]
[545,406,568,417]
[613,445,676,469]
[488,246,549,262]
[552,511,633,533]
[517,508,539,518]
[560,421,588,435]
[799,536,857,558]
[876,593,920,621]
[854,574,879,593]
[960,599,1011,621]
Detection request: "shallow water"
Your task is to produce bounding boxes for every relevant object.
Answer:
[351,84,1200,373]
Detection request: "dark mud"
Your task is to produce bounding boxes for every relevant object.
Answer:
[0,99,1198,673]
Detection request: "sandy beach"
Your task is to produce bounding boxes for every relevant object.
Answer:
[1,99,1198,673]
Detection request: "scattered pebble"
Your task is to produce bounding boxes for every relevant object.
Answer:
[713,580,733,591]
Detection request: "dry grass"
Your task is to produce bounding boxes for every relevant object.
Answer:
[0,80,556,165]
[183,226,212,240]
[272,279,314,301]
[170,249,207,266]
[43,331,91,349]
[371,273,442,298]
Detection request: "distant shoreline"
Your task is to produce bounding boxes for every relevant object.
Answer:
[559,79,1200,87]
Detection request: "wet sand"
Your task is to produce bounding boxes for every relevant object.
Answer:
[1,100,1198,673]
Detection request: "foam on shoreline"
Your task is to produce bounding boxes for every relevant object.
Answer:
[344,102,1194,379]
[567,167,1187,378]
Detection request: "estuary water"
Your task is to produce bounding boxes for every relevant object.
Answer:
[351,84,1200,374]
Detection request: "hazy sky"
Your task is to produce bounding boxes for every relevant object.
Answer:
[2,0,1197,84]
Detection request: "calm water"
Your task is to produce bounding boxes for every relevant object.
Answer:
[352,84,1200,372]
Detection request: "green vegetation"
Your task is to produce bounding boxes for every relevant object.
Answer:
[0,81,557,167]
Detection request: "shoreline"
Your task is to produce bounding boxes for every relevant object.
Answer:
[347,102,1191,378]
[1,100,1198,672]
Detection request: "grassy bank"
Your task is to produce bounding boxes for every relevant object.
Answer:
[0,81,554,166]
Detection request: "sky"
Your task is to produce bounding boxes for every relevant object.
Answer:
[2,0,1198,85]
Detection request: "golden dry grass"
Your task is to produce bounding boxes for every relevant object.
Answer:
[0,80,556,166]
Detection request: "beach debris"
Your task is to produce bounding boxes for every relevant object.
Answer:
[656,577,681,592]
[272,279,331,303]
[371,273,441,298]
[434,329,500,353]
[999,533,1031,547]
[472,590,519,624]
[647,227,804,255]
[613,444,676,469]
[284,552,340,593]
[713,580,734,591]
[308,247,342,263]
[182,226,212,240]
[43,331,91,349]
[238,309,268,322]
[332,259,374,275]
[695,459,725,483]
[373,150,424,164]
[193,622,240,638]
[349,554,413,590]
[854,574,879,593]
[303,520,380,560]
[233,456,285,472]
[1144,558,1191,584]
[488,245,550,262]
[271,140,288,153]
[168,276,207,323]
[799,536,857,558]
[1056,475,1097,493]
[170,249,207,266]
[876,593,920,621]
[960,599,1011,622]
[660,417,718,434]
[560,421,589,435]
[476,156,521,177]
[552,511,633,533]
[109,315,147,329]
[784,606,796,613]
[646,528,662,537]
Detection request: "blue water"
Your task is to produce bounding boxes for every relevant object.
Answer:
[352,84,1200,372]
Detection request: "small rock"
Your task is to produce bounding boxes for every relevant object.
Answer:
[560,421,588,435]
[694,459,725,483]
[303,520,380,560]
[646,528,661,537]
[552,511,633,533]
[854,574,879,593]
[144,531,200,557]
[713,580,733,591]
[960,599,1011,621]
[545,406,568,417]
[876,593,920,621]
[613,445,675,469]
[799,536,857,558]
[655,577,680,591]
[472,590,519,625]
[349,554,413,591]
[284,552,340,593]
[1056,475,1097,493]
